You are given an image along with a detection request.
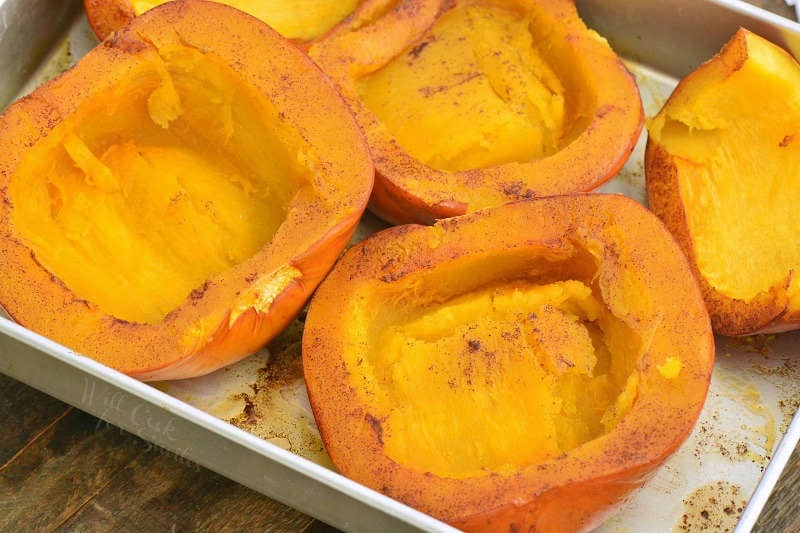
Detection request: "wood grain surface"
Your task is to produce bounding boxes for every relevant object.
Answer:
[1,1,798,531]
[0,374,328,532]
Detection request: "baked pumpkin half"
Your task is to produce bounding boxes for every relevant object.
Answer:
[309,0,644,224]
[0,0,373,381]
[646,28,800,336]
[302,194,713,531]
[85,0,365,45]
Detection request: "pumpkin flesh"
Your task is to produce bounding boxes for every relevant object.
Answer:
[9,44,304,325]
[363,278,639,478]
[84,0,364,43]
[129,0,360,41]
[646,28,800,334]
[357,1,580,173]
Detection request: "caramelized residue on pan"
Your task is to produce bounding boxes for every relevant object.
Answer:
[676,481,746,532]
[228,315,334,469]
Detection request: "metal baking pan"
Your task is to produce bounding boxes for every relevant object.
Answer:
[1,0,799,530]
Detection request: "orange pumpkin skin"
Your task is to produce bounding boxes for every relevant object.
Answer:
[84,0,135,41]
[0,0,373,381]
[310,0,644,225]
[302,194,714,531]
[645,28,800,336]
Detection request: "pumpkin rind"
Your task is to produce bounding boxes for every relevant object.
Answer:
[309,0,644,225]
[302,194,713,530]
[0,0,373,380]
[84,0,135,40]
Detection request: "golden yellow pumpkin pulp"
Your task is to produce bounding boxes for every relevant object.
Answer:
[9,44,307,325]
[647,31,800,307]
[357,1,595,173]
[348,265,644,479]
[131,0,359,41]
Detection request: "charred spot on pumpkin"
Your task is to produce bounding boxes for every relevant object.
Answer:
[779,134,794,147]
[379,272,403,283]
[190,282,211,301]
[408,39,433,60]
[556,355,575,368]
[365,412,384,445]
[398,0,428,19]
[595,104,615,118]
[502,181,524,197]
[417,71,482,100]
[380,257,396,272]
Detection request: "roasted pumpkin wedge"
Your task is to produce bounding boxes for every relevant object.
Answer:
[0,0,373,380]
[85,0,365,45]
[302,194,713,531]
[646,28,800,336]
[310,0,644,224]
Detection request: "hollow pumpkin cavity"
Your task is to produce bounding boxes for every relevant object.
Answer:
[350,256,639,478]
[356,0,594,172]
[131,0,360,41]
[8,43,307,325]
[647,31,800,304]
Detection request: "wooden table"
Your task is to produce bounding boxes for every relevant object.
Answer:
[2,1,800,531]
